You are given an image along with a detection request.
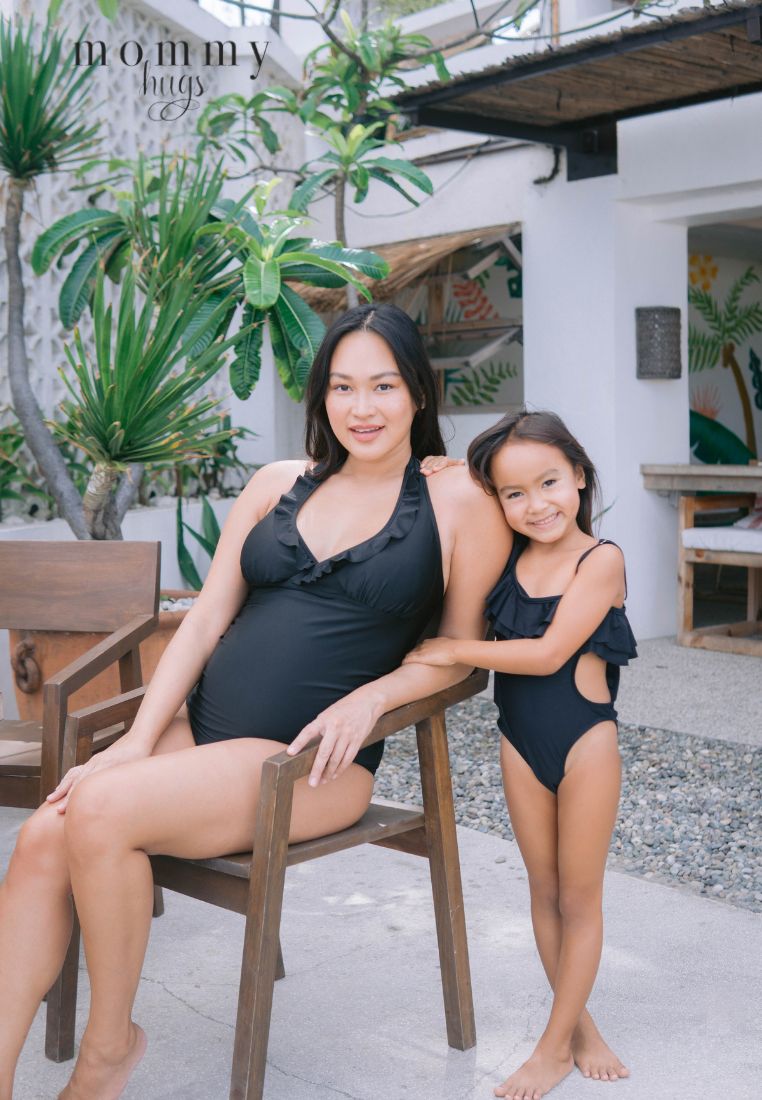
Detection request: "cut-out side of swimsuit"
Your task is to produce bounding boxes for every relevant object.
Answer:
[486,539,638,794]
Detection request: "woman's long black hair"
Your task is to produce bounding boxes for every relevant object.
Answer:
[304,303,445,479]
[467,408,602,536]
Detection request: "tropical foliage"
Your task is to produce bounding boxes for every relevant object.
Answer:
[689,265,762,456]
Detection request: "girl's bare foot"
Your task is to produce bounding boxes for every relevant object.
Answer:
[58,1023,146,1100]
[572,1019,629,1081]
[494,1045,574,1099]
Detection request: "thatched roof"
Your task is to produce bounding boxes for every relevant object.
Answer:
[296,225,514,314]
[393,2,762,177]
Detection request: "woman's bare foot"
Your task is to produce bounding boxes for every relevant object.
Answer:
[58,1023,146,1100]
[572,1018,629,1081]
[494,1045,573,1099]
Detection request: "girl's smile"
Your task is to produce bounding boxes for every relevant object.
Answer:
[492,441,586,545]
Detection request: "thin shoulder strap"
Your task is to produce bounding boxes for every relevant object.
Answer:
[575,539,628,597]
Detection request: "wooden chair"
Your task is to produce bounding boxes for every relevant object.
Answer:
[678,494,762,655]
[0,539,161,1061]
[61,669,488,1100]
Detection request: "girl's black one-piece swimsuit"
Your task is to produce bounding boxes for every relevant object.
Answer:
[186,456,443,775]
[486,538,638,794]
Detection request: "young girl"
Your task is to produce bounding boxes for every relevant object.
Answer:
[409,410,637,1100]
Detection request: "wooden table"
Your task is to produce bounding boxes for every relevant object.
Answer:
[641,463,762,494]
[640,463,762,655]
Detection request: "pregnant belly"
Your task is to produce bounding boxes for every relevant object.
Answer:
[187,586,417,744]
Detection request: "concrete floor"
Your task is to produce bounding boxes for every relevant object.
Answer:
[4,809,761,1100]
[4,636,761,1098]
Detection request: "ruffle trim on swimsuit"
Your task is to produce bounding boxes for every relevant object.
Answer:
[580,610,638,665]
[486,571,638,665]
[272,456,421,586]
[486,573,557,639]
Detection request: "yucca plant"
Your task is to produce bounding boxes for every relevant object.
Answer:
[55,263,254,539]
[34,162,389,404]
[1,11,102,538]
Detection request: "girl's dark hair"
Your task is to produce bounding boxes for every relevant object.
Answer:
[467,408,602,536]
[304,302,444,479]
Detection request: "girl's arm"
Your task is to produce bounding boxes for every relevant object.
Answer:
[404,543,626,676]
[287,467,512,786]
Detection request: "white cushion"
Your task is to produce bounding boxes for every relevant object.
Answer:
[682,526,762,553]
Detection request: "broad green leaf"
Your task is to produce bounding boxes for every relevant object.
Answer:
[364,155,433,194]
[32,209,122,274]
[274,284,325,361]
[201,495,221,548]
[307,241,389,281]
[280,252,371,300]
[243,255,281,309]
[176,499,204,591]
[268,310,305,402]
[289,169,335,213]
[230,305,264,399]
[433,52,450,83]
[97,0,119,19]
[59,229,125,327]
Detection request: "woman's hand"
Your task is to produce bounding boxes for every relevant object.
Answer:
[287,692,384,788]
[45,738,151,814]
[403,637,461,667]
[420,455,465,476]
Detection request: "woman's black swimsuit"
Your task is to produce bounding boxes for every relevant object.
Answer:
[186,456,443,776]
[486,538,637,794]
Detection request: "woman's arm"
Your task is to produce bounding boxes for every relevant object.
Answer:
[47,462,307,809]
[287,467,512,786]
[405,544,626,676]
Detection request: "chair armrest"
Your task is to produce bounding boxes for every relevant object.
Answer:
[42,613,157,701]
[61,686,147,773]
[265,668,488,785]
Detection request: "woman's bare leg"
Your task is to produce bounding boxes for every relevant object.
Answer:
[0,713,208,1100]
[0,806,71,1100]
[59,729,372,1099]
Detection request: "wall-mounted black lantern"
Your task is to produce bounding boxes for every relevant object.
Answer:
[635,307,682,379]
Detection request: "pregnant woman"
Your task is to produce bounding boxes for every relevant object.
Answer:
[0,303,509,1100]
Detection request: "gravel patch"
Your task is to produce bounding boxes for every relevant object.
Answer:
[375,696,762,913]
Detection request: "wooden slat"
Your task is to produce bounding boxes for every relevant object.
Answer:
[685,549,762,568]
[641,465,762,493]
[0,720,42,743]
[0,542,160,631]
[681,628,762,657]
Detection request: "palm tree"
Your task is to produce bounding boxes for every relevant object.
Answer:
[689,266,762,457]
[0,13,102,537]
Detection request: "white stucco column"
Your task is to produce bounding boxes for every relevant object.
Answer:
[522,172,689,639]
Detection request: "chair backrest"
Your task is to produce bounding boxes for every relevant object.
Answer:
[0,541,160,631]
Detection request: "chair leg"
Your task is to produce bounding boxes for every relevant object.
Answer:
[229,759,294,1100]
[416,713,476,1051]
[152,885,165,918]
[748,566,761,623]
[677,554,694,641]
[45,909,80,1062]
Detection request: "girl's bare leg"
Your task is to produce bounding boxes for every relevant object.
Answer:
[59,727,372,1100]
[494,727,625,1100]
[498,737,629,1085]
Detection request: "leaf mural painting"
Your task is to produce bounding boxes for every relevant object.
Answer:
[689,264,762,456]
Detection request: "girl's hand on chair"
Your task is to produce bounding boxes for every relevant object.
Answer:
[46,739,149,814]
[403,637,460,667]
[288,694,382,788]
[420,455,465,476]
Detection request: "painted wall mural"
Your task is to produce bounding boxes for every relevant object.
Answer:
[688,254,762,463]
[407,247,524,412]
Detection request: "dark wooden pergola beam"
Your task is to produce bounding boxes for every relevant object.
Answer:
[397,3,762,180]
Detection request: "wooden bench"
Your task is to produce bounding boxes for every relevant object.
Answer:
[61,670,487,1100]
[678,494,762,656]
